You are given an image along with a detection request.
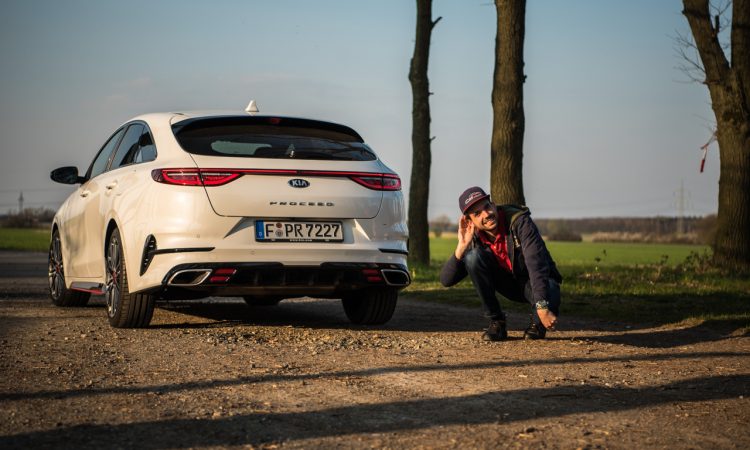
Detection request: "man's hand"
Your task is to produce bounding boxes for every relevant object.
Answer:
[455,215,474,259]
[537,308,558,330]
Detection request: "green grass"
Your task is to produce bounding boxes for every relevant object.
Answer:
[0,227,49,252]
[407,237,750,332]
[430,236,709,267]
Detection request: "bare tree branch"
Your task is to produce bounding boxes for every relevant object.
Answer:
[674,30,706,82]
[675,0,732,84]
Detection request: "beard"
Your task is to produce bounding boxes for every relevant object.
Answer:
[477,213,498,231]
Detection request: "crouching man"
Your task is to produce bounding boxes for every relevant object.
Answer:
[440,187,563,341]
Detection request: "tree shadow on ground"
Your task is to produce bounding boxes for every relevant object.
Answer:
[2,374,747,449]
[2,351,744,403]
[582,319,749,349]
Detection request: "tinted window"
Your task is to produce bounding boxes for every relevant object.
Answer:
[110,124,144,170]
[173,118,376,161]
[134,130,156,163]
[87,128,125,179]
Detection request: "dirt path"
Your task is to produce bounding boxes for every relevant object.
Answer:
[0,251,748,449]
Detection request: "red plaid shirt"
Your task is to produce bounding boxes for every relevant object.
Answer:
[477,218,513,272]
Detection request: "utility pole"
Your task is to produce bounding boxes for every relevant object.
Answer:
[675,180,686,235]
[18,191,24,214]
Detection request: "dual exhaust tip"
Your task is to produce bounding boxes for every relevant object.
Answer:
[167,269,212,286]
[167,267,411,287]
[379,269,411,286]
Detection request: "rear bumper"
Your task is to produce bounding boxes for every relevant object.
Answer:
[145,262,410,299]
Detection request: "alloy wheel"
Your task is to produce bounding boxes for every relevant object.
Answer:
[105,234,122,318]
[48,233,65,299]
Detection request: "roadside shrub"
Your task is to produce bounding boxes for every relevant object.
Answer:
[1,208,55,229]
[547,230,583,242]
[590,231,701,244]
[694,215,717,246]
[429,214,455,239]
[545,220,582,242]
[677,250,715,275]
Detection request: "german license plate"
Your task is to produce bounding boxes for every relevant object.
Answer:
[255,220,344,242]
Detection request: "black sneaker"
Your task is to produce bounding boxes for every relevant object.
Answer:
[483,317,507,341]
[523,316,547,340]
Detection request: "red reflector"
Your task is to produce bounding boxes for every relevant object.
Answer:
[209,276,231,283]
[214,268,237,276]
[362,269,380,275]
[366,276,384,283]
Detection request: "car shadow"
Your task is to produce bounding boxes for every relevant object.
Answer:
[154,297,485,332]
[151,296,747,349]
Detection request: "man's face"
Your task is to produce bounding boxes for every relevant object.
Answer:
[465,200,498,232]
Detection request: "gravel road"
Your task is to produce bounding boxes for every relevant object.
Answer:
[0,250,748,449]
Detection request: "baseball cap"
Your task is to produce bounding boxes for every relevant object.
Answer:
[458,186,490,214]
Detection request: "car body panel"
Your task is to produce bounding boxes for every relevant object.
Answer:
[187,156,385,219]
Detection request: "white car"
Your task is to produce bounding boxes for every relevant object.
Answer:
[49,104,410,328]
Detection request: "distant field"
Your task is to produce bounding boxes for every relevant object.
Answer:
[430,236,710,267]
[0,228,49,252]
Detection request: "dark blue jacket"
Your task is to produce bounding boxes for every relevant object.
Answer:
[440,205,562,302]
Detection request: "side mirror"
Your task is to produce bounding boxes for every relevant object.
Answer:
[50,166,86,185]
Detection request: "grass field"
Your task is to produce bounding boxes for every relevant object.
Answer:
[429,236,710,267]
[0,228,49,252]
[408,236,749,331]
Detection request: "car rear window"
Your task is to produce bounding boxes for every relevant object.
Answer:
[172,117,377,161]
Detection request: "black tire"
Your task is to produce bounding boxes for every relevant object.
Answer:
[242,296,283,306]
[105,228,155,328]
[342,288,398,325]
[48,229,90,307]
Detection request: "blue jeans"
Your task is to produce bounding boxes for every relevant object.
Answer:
[464,246,560,327]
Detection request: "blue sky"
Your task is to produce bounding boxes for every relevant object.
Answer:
[0,0,720,219]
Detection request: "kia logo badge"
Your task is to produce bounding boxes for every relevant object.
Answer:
[288,179,310,188]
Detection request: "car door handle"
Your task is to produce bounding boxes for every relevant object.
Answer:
[80,190,90,198]
[106,181,118,190]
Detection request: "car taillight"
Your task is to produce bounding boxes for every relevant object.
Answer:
[350,174,401,191]
[200,171,242,186]
[151,169,242,186]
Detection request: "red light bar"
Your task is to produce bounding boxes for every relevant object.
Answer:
[349,174,401,191]
[152,168,401,191]
[151,169,241,187]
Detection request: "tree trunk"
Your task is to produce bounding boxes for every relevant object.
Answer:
[491,0,526,205]
[683,0,750,270]
[408,0,440,266]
